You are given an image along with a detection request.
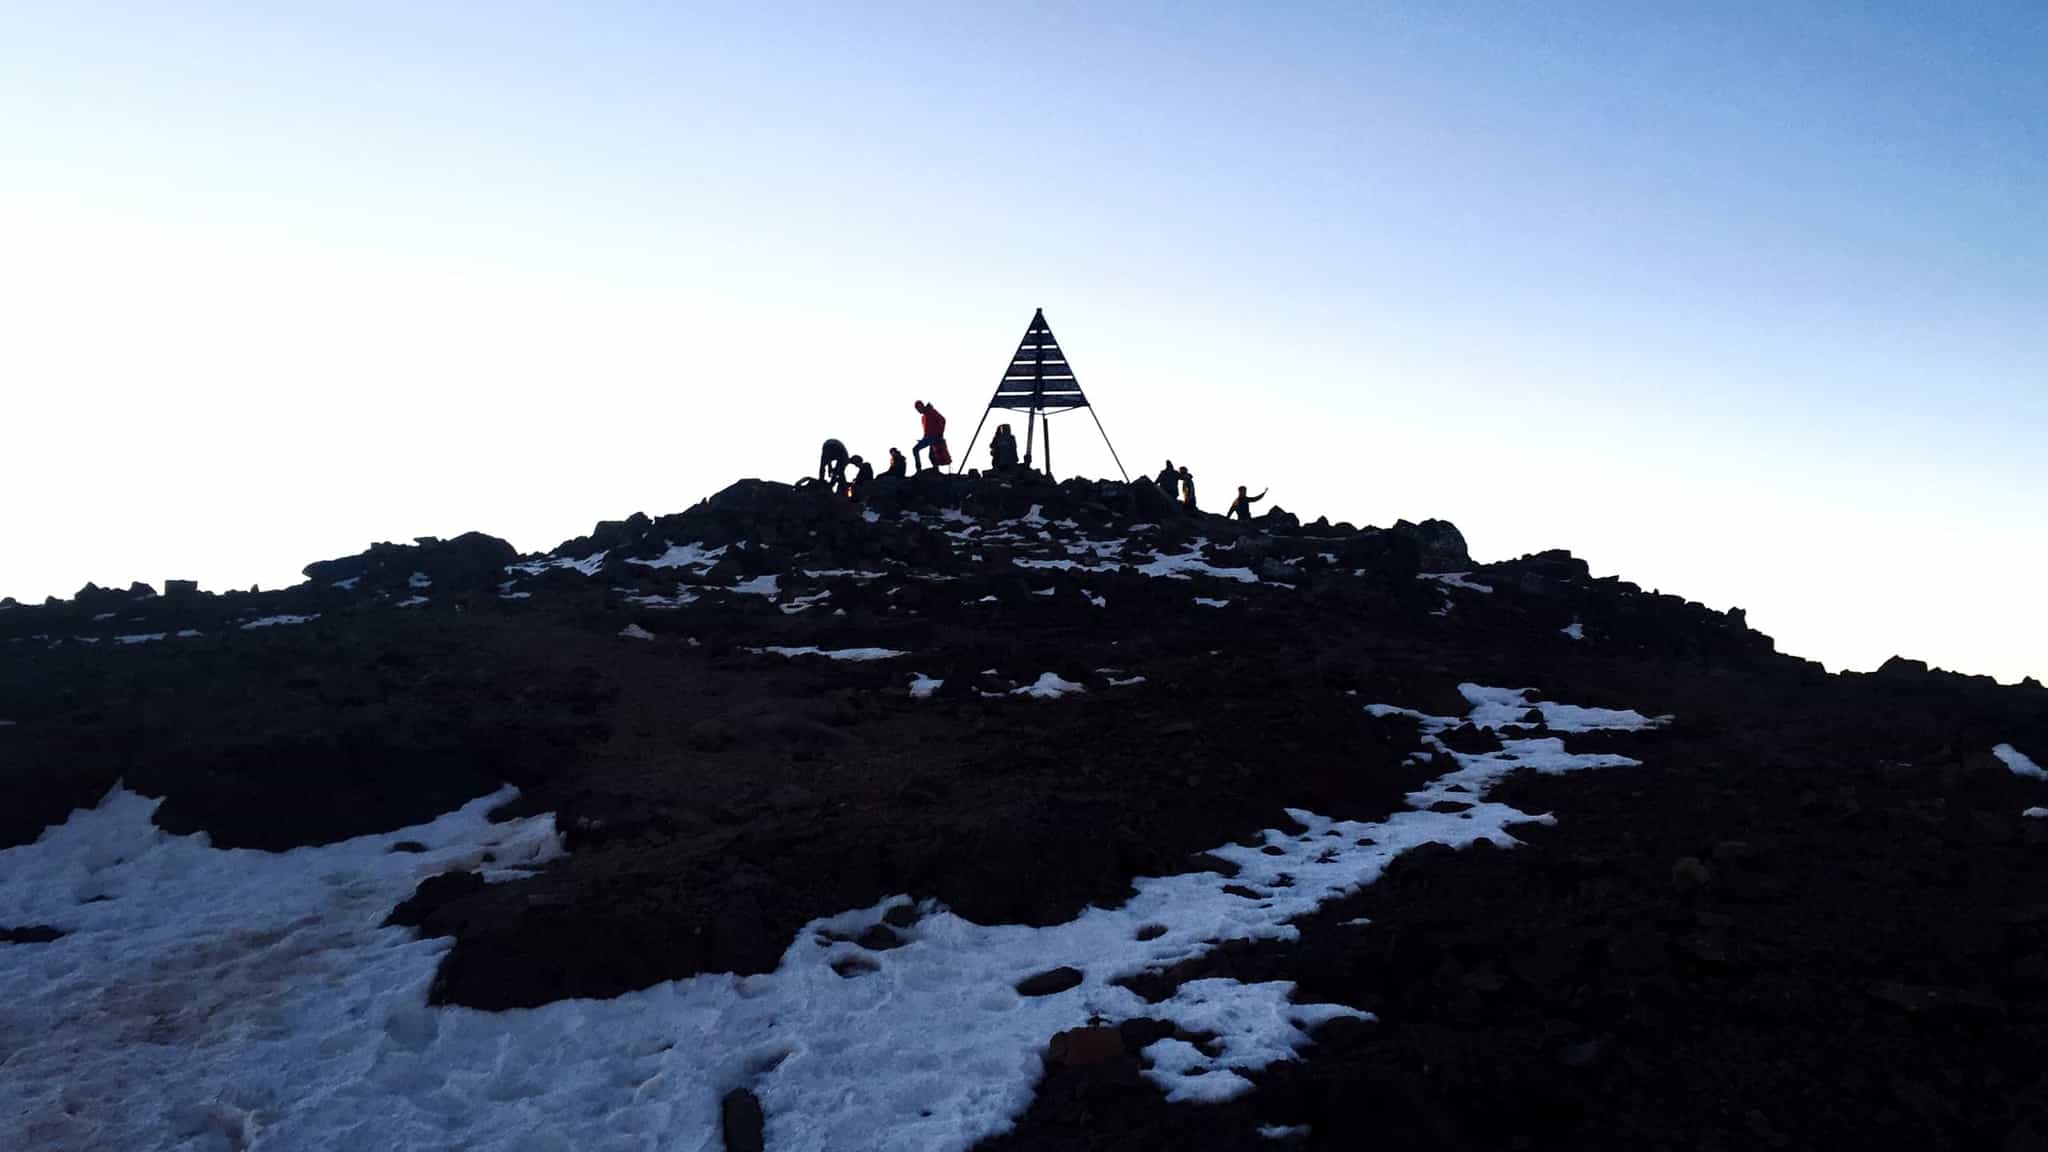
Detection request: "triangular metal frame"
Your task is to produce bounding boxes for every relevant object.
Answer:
[956,308,1128,481]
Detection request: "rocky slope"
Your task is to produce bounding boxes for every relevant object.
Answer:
[3,469,2045,1150]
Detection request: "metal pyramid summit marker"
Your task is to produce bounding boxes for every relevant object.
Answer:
[957,309,1128,481]
[992,309,1089,413]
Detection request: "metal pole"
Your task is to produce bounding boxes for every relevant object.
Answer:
[955,405,992,477]
[1086,405,1131,483]
[1024,409,1036,468]
[1044,411,1053,478]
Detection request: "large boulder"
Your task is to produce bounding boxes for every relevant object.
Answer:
[303,531,519,594]
[1392,518,1471,573]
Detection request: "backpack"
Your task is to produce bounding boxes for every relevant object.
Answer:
[930,438,952,467]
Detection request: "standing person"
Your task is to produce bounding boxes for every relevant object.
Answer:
[819,438,849,488]
[1178,465,1197,511]
[990,424,1019,471]
[846,455,875,499]
[1227,485,1267,521]
[1155,460,1179,496]
[884,447,907,479]
[912,401,947,472]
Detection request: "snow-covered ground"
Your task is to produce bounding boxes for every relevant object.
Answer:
[1010,672,1086,699]
[1418,572,1494,594]
[509,550,611,577]
[0,685,1663,1151]
[752,646,906,662]
[622,543,723,573]
[240,614,318,630]
[1994,743,2045,781]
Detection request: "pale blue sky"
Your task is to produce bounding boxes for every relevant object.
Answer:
[2,3,2043,681]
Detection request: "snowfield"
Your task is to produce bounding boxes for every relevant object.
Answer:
[0,686,1664,1151]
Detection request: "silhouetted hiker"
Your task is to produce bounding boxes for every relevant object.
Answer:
[819,438,849,488]
[1178,465,1197,511]
[1228,485,1267,522]
[884,448,907,479]
[1155,460,1179,496]
[912,401,948,471]
[847,455,875,499]
[990,424,1019,471]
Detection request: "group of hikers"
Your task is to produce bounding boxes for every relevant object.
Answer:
[813,400,1268,521]
[816,401,951,499]
[1154,459,1267,521]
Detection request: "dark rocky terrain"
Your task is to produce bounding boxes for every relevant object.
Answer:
[4,469,2045,1150]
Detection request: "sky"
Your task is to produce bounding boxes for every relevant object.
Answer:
[2,2,2042,683]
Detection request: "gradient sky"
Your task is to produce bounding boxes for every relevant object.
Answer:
[3,3,2043,682]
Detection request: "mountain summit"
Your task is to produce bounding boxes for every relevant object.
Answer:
[3,471,2045,1150]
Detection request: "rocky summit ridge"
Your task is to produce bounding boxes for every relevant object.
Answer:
[3,470,2047,1150]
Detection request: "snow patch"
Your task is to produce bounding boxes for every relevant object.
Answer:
[240,614,318,630]
[114,633,166,645]
[626,586,700,609]
[619,623,656,640]
[732,574,781,599]
[1194,597,1231,608]
[1419,572,1494,594]
[780,591,833,615]
[624,543,724,572]
[394,596,429,608]
[1562,621,1585,640]
[753,646,907,662]
[408,571,432,590]
[1995,743,2045,781]
[909,674,943,699]
[332,576,361,591]
[1136,542,1258,584]
[0,786,561,1152]
[507,551,610,578]
[1013,673,1086,699]
[1456,684,1669,733]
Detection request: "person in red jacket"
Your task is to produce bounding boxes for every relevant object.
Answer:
[912,401,947,472]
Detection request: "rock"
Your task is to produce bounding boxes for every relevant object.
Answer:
[0,924,64,944]
[385,871,487,929]
[831,955,879,978]
[1259,507,1300,531]
[1672,857,1712,892]
[720,1088,765,1152]
[1016,966,1085,997]
[1711,840,1755,862]
[2006,1116,2048,1152]
[1560,1037,1603,1067]
[855,923,903,951]
[1258,557,1302,582]
[1047,1025,1125,1067]
[882,903,919,929]
[1395,518,1472,573]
